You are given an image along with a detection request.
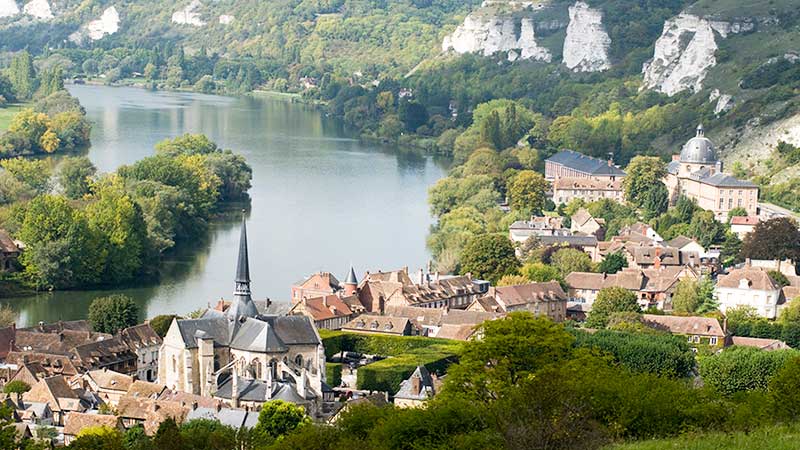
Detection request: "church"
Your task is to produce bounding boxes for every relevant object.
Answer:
[665,125,759,221]
[158,216,326,413]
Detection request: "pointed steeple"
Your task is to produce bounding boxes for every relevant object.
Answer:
[345,266,358,285]
[227,212,258,319]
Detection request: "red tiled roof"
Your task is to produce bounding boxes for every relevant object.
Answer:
[730,216,759,226]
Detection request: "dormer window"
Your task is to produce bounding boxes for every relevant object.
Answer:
[370,321,379,330]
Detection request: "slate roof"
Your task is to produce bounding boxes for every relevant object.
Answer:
[186,406,257,429]
[668,236,697,249]
[692,172,757,188]
[729,336,791,350]
[72,337,137,369]
[547,150,626,177]
[175,317,231,348]
[214,377,315,403]
[395,366,435,400]
[229,317,288,353]
[552,177,623,190]
[539,235,598,247]
[345,266,358,285]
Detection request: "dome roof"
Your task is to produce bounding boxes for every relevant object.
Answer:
[680,124,716,164]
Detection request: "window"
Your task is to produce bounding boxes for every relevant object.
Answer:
[738,198,742,207]
[295,355,303,367]
[692,336,700,343]
[710,337,718,345]
[719,198,724,209]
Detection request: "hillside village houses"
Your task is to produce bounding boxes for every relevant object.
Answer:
[715,263,783,319]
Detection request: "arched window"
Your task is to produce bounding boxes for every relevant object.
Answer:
[172,355,177,373]
[250,358,262,379]
[295,355,303,368]
[269,359,278,379]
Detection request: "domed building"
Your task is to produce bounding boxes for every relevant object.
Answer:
[665,125,759,221]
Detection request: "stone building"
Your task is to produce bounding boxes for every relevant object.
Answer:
[665,125,759,220]
[545,150,626,182]
[119,324,162,382]
[159,217,325,413]
[288,294,362,330]
[468,281,567,321]
[508,216,571,244]
[715,265,782,319]
[552,176,624,205]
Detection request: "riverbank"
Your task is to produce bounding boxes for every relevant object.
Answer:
[0,102,29,132]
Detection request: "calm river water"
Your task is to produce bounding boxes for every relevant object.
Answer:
[3,85,447,326]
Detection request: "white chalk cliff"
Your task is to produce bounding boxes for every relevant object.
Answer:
[0,0,19,18]
[22,0,52,19]
[219,14,234,25]
[442,13,552,62]
[86,6,120,40]
[562,1,611,72]
[172,0,205,26]
[642,14,751,96]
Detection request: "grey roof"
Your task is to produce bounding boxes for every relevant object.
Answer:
[242,412,259,429]
[547,150,626,177]
[667,160,680,175]
[264,315,320,346]
[217,408,248,429]
[680,124,716,164]
[345,266,358,285]
[693,172,757,188]
[394,366,435,400]
[215,378,314,403]
[176,317,231,348]
[539,235,598,247]
[186,406,253,429]
[24,402,50,417]
[229,317,288,353]
[235,215,250,284]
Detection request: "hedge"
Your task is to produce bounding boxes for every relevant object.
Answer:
[326,363,342,388]
[728,320,800,349]
[318,330,461,394]
[572,329,695,379]
[699,346,797,395]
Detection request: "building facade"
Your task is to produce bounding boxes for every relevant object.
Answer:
[715,266,781,319]
[545,150,626,182]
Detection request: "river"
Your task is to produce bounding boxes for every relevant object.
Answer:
[3,85,448,326]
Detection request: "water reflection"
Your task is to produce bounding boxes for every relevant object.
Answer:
[2,86,448,326]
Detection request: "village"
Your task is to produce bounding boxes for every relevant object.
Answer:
[0,126,798,447]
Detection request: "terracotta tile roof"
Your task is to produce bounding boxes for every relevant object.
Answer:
[72,336,137,369]
[642,314,725,337]
[290,294,355,321]
[717,267,781,291]
[6,352,80,376]
[492,282,567,307]
[64,412,121,436]
[342,315,413,335]
[10,362,48,385]
[384,305,502,328]
[117,397,188,435]
[19,320,92,334]
[467,296,503,313]
[434,324,478,341]
[729,336,791,350]
[119,324,162,350]
[730,216,760,226]
[86,369,134,392]
[13,329,112,355]
[632,246,682,266]
[24,375,83,413]
[0,230,19,254]
[567,267,696,294]
[127,381,167,399]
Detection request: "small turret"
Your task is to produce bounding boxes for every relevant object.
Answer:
[344,266,358,296]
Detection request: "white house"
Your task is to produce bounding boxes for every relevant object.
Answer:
[715,266,781,319]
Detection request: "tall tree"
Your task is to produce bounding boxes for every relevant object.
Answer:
[508,170,549,214]
[7,51,37,100]
[586,287,640,329]
[459,234,520,284]
[88,294,140,334]
[741,217,800,262]
[623,156,667,208]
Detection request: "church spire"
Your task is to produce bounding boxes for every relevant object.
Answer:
[227,212,258,319]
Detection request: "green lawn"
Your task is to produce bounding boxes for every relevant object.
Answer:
[0,103,27,132]
[607,424,800,450]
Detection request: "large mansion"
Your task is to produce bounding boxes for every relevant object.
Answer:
[665,125,759,220]
[545,150,626,205]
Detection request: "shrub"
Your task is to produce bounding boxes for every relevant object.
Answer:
[699,346,797,396]
[326,363,342,388]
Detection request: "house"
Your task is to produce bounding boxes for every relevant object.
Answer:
[508,216,570,244]
[616,222,663,243]
[394,366,436,408]
[0,229,20,271]
[71,336,138,376]
[126,380,167,399]
[641,314,726,347]
[357,267,489,312]
[747,259,797,278]
[545,150,626,182]
[730,216,759,239]
[288,294,362,330]
[159,218,325,414]
[571,209,605,237]
[341,315,420,336]
[727,336,791,351]
[119,323,162,382]
[291,272,344,304]
[630,246,684,270]
[538,235,600,262]
[19,402,53,426]
[566,266,700,311]
[552,176,624,205]
[9,362,49,387]
[382,305,503,340]
[23,375,85,426]
[116,396,188,435]
[716,265,782,319]
[468,282,567,322]
[73,369,133,406]
[665,125,759,220]
[63,412,124,446]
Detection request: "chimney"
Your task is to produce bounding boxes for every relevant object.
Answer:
[215,402,222,412]
[466,272,472,281]
[191,401,198,411]
[323,296,329,307]
[745,258,752,268]
[38,321,44,332]
[418,268,425,285]
[654,247,662,270]
[410,375,421,395]
[435,272,440,283]
[426,260,432,275]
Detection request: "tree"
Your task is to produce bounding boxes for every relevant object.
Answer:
[520,262,563,284]
[623,156,666,208]
[251,400,310,445]
[7,51,37,100]
[770,356,800,420]
[459,234,520,284]
[586,287,640,329]
[88,294,140,334]
[687,210,726,248]
[123,425,153,450]
[507,170,549,214]
[741,217,800,262]
[769,270,790,288]
[720,231,743,267]
[0,306,14,327]
[597,252,627,274]
[377,114,403,140]
[3,380,30,403]
[551,248,593,276]
[444,313,574,402]
[463,148,502,177]
[671,278,700,314]
[149,315,179,338]
[58,156,96,199]
[497,274,529,287]
[1,158,51,193]
[153,417,183,450]
[180,419,236,450]
[641,182,668,220]
[70,426,125,450]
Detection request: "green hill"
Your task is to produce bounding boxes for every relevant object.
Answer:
[607,423,800,450]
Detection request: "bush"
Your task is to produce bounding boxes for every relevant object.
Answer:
[699,346,797,396]
[326,363,342,388]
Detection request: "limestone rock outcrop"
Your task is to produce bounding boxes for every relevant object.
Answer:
[642,14,751,96]
[0,0,19,18]
[22,0,52,19]
[172,0,205,26]
[442,12,552,62]
[562,1,611,72]
[69,6,120,44]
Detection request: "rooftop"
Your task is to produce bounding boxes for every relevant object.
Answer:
[547,150,626,177]
[642,314,724,337]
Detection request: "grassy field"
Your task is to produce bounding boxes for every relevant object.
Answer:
[0,103,27,132]
[607,424,800,450]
